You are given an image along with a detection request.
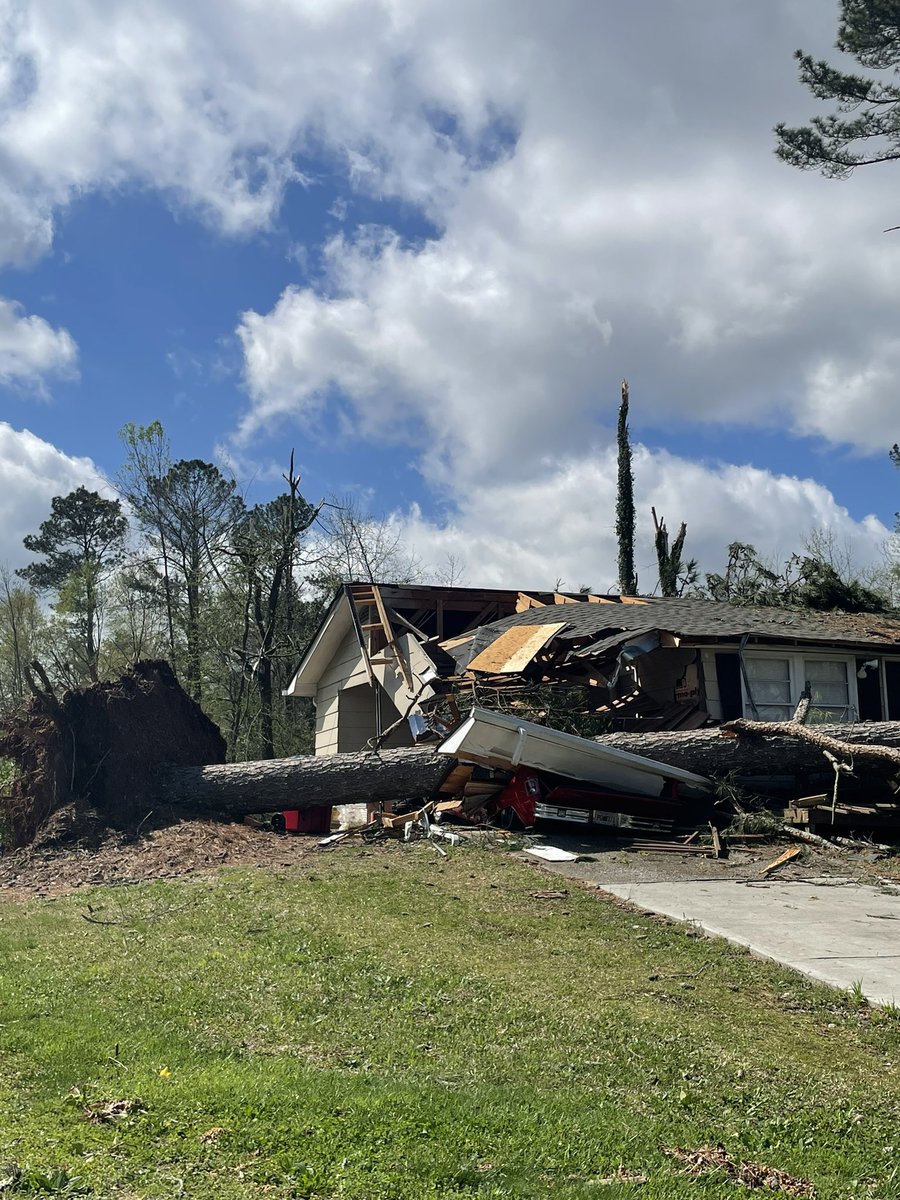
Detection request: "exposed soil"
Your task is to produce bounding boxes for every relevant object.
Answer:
[0,814,314,901]
[0,660,225,848]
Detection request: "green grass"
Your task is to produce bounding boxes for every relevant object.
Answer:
[2,844,900,1198]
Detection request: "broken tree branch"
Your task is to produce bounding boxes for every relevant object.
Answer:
[721,719,900,772]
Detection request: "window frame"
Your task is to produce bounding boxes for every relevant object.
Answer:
[740,651,859,723]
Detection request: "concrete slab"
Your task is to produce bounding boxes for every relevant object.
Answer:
[594,876,900,1006]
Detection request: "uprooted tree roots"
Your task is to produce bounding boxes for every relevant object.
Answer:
[0,661,225,848]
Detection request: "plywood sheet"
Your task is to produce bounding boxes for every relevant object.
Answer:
[466,622,566,675]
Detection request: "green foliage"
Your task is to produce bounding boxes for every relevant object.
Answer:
[17,488,128,683]
[615,380,638,596]
[17,488,128,595]
[705,541,889,611]
[652,508,698,597]
[775,1,900,176]
[2,852,900,1197]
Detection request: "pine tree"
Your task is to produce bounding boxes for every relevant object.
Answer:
[17,487,128,682]
[652,507,697,596]
[775,1,900,177]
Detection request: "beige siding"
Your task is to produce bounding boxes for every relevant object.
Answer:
[314,629,369,754]
[318,627,369,692]
[699,649,723,720]
[338,683,377,753]
[312,625,417,754]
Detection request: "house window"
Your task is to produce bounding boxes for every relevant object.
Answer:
[806,659,851,722]
[744,657,792,721]
[743,654,855,723]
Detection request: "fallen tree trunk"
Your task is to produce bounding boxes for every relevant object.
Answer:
[595,722,900,787]
[158,748,451,813]
[722,718,900,770]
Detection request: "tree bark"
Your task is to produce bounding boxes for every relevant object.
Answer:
[158,746,452,814]
[595,722,900,784]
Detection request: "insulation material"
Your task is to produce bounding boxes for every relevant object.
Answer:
[466,622,567,675]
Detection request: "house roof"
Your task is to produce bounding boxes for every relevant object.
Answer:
[283,581,550,697]
[286,583,900,701]
[463,596,900,662]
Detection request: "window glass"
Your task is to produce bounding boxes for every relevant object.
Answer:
[745,658,790,682]
[744,657,792,719]
[804,659,850,721]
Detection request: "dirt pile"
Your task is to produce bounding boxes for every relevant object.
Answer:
[0,661,225,848]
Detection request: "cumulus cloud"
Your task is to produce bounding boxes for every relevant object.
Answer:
[0,424,109,569]
[233,1,900,472]
[2,0,896,586]
[0,298,77,393]
[390,445,893,592]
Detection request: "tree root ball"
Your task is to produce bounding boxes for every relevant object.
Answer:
[0,661,225,847]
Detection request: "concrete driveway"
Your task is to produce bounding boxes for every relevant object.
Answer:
[523,835,900,1006]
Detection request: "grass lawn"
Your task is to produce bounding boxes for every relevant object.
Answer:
[1,842,900,1199]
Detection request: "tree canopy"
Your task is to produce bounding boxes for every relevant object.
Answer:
[775,1,900,177]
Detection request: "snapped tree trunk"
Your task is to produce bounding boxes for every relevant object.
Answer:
[595,722,900,786]
[158,747,452,814]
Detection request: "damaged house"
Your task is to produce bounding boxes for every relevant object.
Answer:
[285,583,900,751]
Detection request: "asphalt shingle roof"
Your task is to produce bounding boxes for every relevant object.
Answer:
[466,597,900,656]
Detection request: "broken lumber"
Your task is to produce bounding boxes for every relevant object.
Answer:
[761,845,801,875]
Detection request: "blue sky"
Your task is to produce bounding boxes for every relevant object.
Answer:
[0,1,898,591]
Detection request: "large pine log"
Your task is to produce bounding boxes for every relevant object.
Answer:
[158,747,451,813]
[595,722,900,785]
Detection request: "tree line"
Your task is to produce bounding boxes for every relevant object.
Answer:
[0,422,421,758]
[1,409,896,759]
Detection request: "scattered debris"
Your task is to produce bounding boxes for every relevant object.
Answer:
[82,1098,145,1125]
[530,889,569,900]
[664,1144,816,1197]
[524,846,580,863]
[761,846,802,876]
[709,821,723,859]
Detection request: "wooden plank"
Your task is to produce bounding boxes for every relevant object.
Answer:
[516,592,547,612]
[438,765,473,794]
[793,794,829,809]
[438,634,475,651]
[381,801,435,829]
[761,845,801,875]
[467,622,567,675]
[709,822,722,859]
[553,592,578,605]
[371,584,414,692]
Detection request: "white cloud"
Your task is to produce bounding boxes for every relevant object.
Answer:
[0,297,77,392]
[0,424,110,569]
[1,0,897,586]
[391,446,892,592]
[231,1,900,471]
